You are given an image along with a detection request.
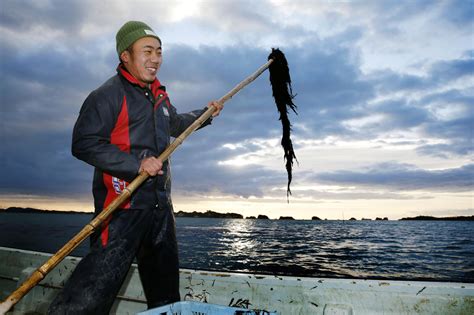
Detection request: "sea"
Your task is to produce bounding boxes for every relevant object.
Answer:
[0,212,473,283]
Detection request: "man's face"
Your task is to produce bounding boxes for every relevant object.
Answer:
[121,36,162,85]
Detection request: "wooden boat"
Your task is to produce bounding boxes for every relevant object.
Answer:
[0,247,473,314]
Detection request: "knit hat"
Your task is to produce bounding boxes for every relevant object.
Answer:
[116,21,161,56]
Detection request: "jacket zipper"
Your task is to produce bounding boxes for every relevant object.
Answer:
[148,90,166,204]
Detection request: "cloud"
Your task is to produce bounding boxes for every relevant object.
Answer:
[344,51,473,157]
[370,51,474,93]
[440,0,474,28]
[416,88,474,157]
[0,128,90,197]
[196,0,276,34]
[373,99,431,130]
[0,0,86,34]
[314,162,474,192]
[291,190,429,201]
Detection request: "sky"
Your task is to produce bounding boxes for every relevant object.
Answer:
[0,0,473,220]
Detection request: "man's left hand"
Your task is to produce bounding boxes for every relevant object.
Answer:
[207,100,224,117]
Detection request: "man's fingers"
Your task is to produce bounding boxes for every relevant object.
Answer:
[208,101,223,117]
[139,157,164,176]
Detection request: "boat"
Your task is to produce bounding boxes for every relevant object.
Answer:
[0,246,473,314]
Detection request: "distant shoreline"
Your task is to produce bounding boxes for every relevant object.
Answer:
[399,215,474,221]
[1,207,473,221]
[0,207,88,215]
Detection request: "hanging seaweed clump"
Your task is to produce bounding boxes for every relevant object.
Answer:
[268,48,298,200]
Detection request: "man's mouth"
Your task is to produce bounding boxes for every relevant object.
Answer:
[146,67,157,73]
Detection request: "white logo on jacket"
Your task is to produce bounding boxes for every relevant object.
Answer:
[163,106,169,117]
[112,177,127,194]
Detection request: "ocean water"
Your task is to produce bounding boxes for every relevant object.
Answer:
[0,212,473,282]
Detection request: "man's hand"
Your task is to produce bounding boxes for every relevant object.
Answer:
[207,100,224,117]
[139,156,163,176]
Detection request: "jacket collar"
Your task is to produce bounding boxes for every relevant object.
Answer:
[117,64,165,98]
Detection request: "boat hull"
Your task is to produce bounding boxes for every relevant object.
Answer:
[0,247,473,314]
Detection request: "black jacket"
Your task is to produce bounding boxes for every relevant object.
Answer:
[72,65,210,211]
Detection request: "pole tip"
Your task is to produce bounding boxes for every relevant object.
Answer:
[0,298,15,315]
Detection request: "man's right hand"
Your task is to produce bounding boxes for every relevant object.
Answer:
[139,156,164,176]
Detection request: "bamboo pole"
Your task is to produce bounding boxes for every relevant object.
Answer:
[0,58,274,314]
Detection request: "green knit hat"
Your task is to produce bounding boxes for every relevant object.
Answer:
[116,21,161,56]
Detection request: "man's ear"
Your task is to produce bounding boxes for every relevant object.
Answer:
[120,50,130,64]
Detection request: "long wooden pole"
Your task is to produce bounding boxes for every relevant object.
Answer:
[0,58,274,314]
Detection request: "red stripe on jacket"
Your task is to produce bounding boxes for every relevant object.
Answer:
[101,95,131,247]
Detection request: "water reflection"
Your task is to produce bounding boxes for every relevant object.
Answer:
[176,219,474,281]
[220,219,258,253]
[211,219,261,271]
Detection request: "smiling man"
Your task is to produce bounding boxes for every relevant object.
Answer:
[48,21,222,314]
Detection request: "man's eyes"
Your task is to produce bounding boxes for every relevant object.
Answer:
[143,50,162,55]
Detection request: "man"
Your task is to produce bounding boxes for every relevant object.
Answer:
[48,21,223,314]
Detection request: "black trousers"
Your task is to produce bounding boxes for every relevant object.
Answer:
[48,205,180,314]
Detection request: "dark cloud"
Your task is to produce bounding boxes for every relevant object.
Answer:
[374,0,436,21]
[369,71,425,92]
[284,40,375,139]
[198,0,275,34]
[406,82,472,157]
[374,99,431,130]
[440,0,474,28]
[365,0,473,40]
[370,53,474,93]
[430,56,474,84]
[0,29,115,198]
[161,44,296,144]
[420,88,473,105]
[355,52,473,157]
[314,162,474,192]
[172,160,285,198]
[290,190,430,201]
[0,128,91,197]
[0,0,86,33]
[418,116,474,157]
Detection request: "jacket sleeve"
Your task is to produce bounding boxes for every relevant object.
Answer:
[71,91,140,182]
[168,104,212,138]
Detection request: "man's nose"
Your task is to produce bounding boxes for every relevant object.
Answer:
[150,51,160,63]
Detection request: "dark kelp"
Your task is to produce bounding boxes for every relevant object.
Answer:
[268,48,297,199]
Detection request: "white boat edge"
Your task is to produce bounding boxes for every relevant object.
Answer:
[0,246,473,314]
